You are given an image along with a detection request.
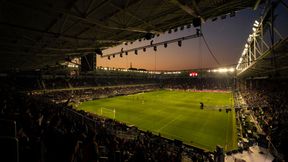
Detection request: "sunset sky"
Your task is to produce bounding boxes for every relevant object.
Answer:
[96,6,287,71]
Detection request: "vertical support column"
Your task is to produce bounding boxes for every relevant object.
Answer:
[253,34,257,61]
[236,79,244,91]
[80,53,96,72]
[251,79,257,90]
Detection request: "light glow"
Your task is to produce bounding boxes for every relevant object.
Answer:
[189,72,198,77]
[209,67,235,73]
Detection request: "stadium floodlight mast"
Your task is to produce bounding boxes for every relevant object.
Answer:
[236,19,261,70]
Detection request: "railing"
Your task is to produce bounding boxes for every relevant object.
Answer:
[62,106,212,159]
[0,119,19,162]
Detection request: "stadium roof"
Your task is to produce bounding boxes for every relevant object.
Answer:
[0,0,263,71]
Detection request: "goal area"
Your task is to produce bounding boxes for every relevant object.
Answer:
[100,107,116,119]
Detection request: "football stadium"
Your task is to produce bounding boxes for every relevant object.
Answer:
[0,0,288,162]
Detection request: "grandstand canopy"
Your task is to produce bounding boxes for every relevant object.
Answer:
[0,0,262,71]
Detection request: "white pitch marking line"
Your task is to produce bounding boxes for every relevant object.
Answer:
[157,115,182,132]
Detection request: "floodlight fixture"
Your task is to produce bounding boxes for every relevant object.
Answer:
[164,43,167,48]
[178,40,182,47]
[212,17,218,21]
[254,20,260,27]
[196,28,201,36]
[229,68,235,72]
[249,34,253,40]
[230,11,235,17]
[144,33,154,40]
[192,18,201,27]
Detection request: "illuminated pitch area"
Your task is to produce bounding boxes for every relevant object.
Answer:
[77,90,238,151]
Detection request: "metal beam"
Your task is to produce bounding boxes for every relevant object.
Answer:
[109,2,158,30]
[102,32,202,57]
[0,42,113,52]
[7,1,158,34]
[86,0,112,16]
[29,0,80,56]
[169,0,199,18]
[253,0,262,10]
[0,22,125,43]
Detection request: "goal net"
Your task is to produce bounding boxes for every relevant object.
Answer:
[100,107,116,119]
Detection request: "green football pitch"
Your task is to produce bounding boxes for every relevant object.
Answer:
[77,90,238,151]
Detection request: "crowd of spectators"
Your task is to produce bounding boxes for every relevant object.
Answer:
[0,86,213,162]
[230,92,260,153]
[2,72,233,92]
[41,76,158,90]
[1,74,158,91]
[68,77,157,88]
[241,81,288,161]
[34,84,160,105]
[161,78,233,90]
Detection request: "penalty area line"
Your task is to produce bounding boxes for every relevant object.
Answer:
[157,115,182,132]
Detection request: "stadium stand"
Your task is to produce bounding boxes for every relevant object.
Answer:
[239,80,288,161]
[1,83,216,162]
[2,67,287,162]
[161,77,233,90]
[1,0,287,162]
[2,70,287,161]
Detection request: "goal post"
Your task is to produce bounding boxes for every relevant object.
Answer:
[100,107,116,119]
